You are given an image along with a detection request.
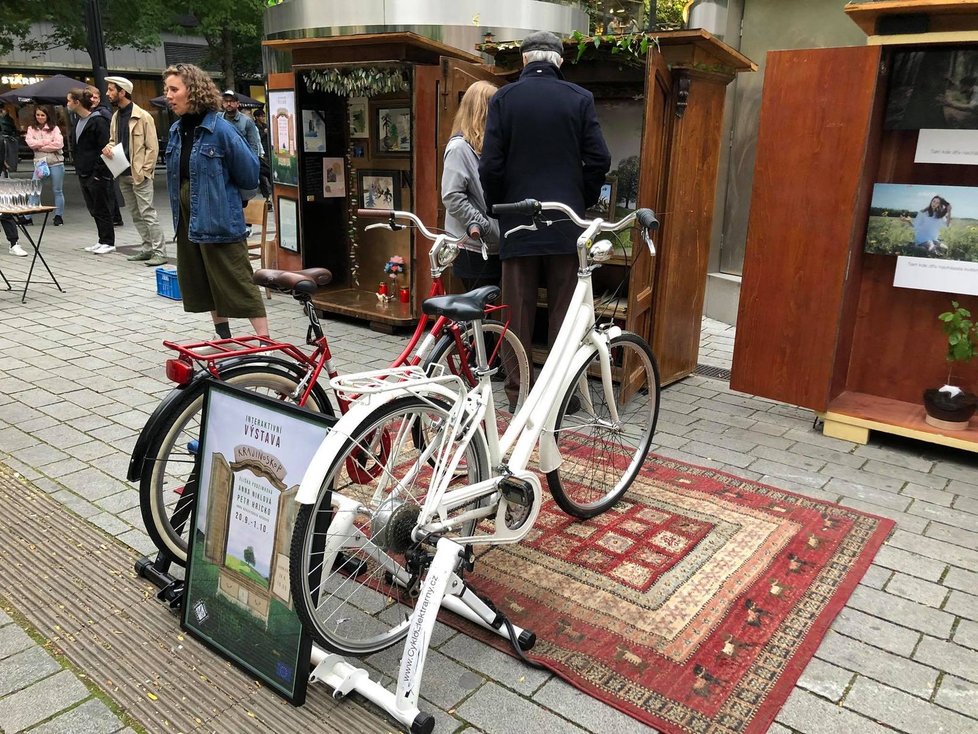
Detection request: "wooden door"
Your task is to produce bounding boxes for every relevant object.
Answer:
[730,45,882,411]
[629,51,672,385]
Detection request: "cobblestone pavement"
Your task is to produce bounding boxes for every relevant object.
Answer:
[1,172,976,733]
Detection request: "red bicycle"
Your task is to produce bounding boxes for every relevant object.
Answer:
[128,209,529,565]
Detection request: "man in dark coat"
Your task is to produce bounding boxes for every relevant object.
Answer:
[67,87,115,253]
[479,30,611,407]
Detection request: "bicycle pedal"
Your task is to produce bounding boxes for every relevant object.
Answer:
[499,476,532,507]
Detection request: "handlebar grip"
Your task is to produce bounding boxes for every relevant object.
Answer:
[492,199,540,216]
[357,208,392,218]
[635,208,659,231]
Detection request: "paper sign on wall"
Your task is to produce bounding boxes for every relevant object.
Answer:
[894,256,978,296]
[915,129,978,166]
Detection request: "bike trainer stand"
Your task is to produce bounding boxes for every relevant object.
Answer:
[309,537,536,734]
[134,554,184,608]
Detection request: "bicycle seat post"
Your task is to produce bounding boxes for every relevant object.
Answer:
[298,295,325,342]
[469,319,490,374]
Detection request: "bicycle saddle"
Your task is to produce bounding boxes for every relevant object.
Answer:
[422,285,500,321]
[252,267,333,294]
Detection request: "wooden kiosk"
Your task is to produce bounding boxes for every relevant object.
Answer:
[263,30,753,383]
[732,1,978,450]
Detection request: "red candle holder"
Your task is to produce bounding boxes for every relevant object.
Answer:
[399,287,410,303]
[378,282,388,296]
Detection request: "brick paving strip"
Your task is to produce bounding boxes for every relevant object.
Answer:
[0,461,390,733]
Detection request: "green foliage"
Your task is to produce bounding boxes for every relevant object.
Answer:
[305,68,410,98]
[939,301,978,365]
[864,215,978,262]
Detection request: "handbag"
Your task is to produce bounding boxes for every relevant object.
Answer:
[33,159,50,179]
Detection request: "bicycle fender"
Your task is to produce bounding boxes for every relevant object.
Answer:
[537,326,624,473]
[295,384,461,506]
[127,356,332,482]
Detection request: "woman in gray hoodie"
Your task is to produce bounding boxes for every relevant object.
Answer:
[441,81,501,291]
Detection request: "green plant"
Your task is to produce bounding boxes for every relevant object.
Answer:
[938,301,978,382]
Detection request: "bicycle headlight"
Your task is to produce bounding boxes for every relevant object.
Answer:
[435,241,459,268]
[590,240,614,262]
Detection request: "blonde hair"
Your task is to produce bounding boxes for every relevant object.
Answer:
[451,81,498,156]
[162,63,222,114]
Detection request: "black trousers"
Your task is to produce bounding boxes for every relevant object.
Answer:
[1,215,17,244]
[500,253,578,406]
[79,174,115,245]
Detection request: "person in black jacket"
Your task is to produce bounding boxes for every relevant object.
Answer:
[66,88,115,253]
[479,30,611,408]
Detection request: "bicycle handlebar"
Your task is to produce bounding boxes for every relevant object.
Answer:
[357,208,462,244]
[492,199,658,235]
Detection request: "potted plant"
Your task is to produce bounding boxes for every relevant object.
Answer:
[925,301,978,430]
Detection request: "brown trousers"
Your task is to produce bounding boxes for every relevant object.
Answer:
[501,253,578,406]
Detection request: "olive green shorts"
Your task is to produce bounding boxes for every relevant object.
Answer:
[175,181,266,318]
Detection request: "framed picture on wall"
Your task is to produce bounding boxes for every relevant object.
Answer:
[302,110,326,153]
[357,169,400,210]
[278,197,299,252]
[373,105,411,156]
[322,158,345,198]
[586,176,617,221]
[268,90,298,187]
[348,98,368,139]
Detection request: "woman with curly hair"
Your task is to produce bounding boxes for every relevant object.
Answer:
[903,195,951,255]
[162,63,265,338]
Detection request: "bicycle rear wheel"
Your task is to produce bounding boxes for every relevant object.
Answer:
[546,332,660,518]
[290,394,489,655]
[425,318,531,422]
[139,364,333,565]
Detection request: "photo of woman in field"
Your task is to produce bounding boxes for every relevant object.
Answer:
[864,183,978,262]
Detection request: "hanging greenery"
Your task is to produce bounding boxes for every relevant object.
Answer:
[305,68,409,98]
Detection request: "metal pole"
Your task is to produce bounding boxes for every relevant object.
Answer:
[83,0,108,93]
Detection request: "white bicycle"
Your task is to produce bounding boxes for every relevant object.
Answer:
[290,200,661,733]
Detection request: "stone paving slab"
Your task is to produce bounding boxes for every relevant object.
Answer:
[2,176,978,733]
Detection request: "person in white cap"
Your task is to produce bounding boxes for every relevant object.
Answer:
[102,75,168,265]
[221,89,261,233]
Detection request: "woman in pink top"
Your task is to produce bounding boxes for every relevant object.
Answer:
[25,106,66,226]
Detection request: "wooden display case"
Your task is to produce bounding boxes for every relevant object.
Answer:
[732,2,978,449]
[263,31,753,382]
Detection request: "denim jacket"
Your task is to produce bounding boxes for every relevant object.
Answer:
[165,111,259,244]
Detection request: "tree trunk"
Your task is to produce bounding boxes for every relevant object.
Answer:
[221,27,235,89]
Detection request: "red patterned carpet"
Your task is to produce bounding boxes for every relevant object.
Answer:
[458,455,894,734]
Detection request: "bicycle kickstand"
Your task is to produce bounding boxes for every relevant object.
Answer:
[309,537,536,734]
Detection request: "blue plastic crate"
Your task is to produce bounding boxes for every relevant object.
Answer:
[156,267,182,300]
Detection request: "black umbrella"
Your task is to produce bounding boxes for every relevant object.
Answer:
[0,74,90,105]
[150,91,263,110]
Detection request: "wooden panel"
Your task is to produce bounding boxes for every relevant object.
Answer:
[632,53,670,376]
[731,46,882,411]
[413,65,439,311]
[845,1,978,35]
[651,70,730,385]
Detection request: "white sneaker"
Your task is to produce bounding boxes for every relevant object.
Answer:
[8,244,28,257]
[92,244,116,255]
[84,243,101,251]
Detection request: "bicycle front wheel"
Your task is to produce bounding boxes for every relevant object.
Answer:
[290,394,489,655]
[140,364,333,566]
[546,332,660,518]
[425,318,531,422]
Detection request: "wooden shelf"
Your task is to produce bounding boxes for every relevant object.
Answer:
[312,287,413,329]
[820,390,978,452]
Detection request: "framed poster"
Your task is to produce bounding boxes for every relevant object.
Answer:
[278,196,299,252]
[301,110,326,153]
[373,105,411,156]
[586,176,617,221]
[268,90,298,186]
[322,158,345,198]
[348,97,368,139]
[358,169,400,210]
[181,380,336,704]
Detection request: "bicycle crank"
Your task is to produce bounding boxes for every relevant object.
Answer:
[499,475,535,531]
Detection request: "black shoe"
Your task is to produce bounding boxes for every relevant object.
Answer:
[113,219,124,227]
[52,215,63,226]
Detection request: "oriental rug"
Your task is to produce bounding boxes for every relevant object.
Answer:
[457,454,894,734]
